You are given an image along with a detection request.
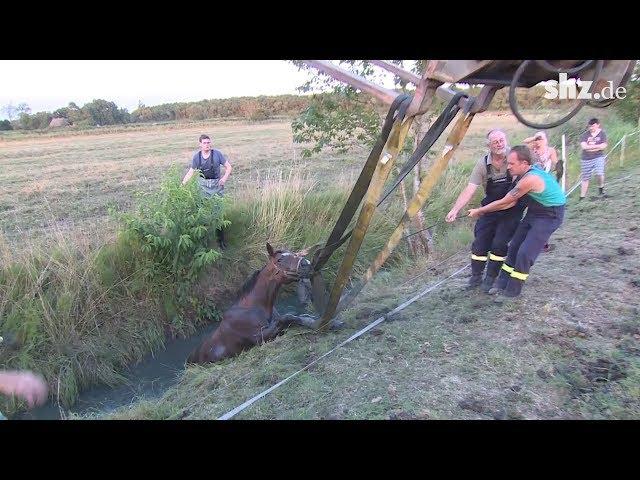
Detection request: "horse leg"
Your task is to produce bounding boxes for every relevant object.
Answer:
[272,310,345,331]
[277,313,318,329]
[254,319,285,344]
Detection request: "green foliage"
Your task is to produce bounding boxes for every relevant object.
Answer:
[18,111,52,130]
[13,99,130,130]
[80,99,131,126]
[289,61,425,157]
[111,165,228,318]
[291,92,383,157]
[613,61,640,125]
[130,95,307,123]
[0,119,12,130]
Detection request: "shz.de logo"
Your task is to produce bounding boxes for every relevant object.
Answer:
[544,73,627,101]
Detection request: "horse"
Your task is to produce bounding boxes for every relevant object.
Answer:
[187,243,320,365]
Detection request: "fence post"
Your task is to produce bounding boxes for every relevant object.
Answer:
[620,134,626,168]
[561,134,567,192]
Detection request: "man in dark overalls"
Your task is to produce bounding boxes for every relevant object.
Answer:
[469,145,566,301]
[182,134,233,249]
[446,129,526,291]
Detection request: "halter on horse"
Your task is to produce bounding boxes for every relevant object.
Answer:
[187,243,319,364]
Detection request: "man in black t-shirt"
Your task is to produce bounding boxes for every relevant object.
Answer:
[579,118,608,200]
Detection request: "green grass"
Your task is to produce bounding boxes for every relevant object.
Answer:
[106,159,640,420]
[2,110,638,418]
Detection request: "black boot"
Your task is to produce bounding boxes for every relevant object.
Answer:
[481,275,496,293]
[467,274,483,289]
[488,270,509,295]
[216,228,228,250]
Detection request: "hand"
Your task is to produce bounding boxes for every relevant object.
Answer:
[218,178,226,186]
[468,208,483,218]
[445,209,459,223]
[0,371,48,408]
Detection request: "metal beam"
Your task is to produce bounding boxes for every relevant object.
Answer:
[369,60,422,85]
[303,60,400,106]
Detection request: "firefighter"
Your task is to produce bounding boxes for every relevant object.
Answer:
[446,129,526,292]
[468,145,566,301]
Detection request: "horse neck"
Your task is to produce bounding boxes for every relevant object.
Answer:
[238,264,284,311]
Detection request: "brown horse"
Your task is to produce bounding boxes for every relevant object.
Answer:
[187,243,319,364]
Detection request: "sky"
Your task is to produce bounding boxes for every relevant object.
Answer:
[0,60,332,119]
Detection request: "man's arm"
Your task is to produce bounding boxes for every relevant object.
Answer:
[593,141,608,152]
[581,138,607,153]
[182,167,196,185]
[469,175,539,218]
[446,183,479,222]
[219,159,232,186]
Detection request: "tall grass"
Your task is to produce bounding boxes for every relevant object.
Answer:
[0,230,163,414]
[1,165,448,415]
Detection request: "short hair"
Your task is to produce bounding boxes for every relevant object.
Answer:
[199,134,211,142]
[486,128,506,140]
[588,118,599,126]
[509,145,533,165]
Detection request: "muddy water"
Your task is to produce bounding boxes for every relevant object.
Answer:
[17,293,304,420]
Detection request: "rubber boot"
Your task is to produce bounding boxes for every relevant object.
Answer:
[481,275,496,293]
[467,274,483,289]
[216,228,228,250]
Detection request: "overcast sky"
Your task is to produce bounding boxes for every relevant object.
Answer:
[0,60,331,119]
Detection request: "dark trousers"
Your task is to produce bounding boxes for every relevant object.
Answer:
[496,204,565,296]
[471,209,523,279]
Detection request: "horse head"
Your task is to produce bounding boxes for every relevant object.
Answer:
[266,242,314,283]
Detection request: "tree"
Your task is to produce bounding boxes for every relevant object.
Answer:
[1,103,17,121]
[0,119,12,131]
[16,103,31,115]
[613,60,640,126]
[291,60,438,256]
[81,99,130,126]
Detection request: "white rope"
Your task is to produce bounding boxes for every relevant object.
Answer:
[217,264,469,420]
[565,129,640,197]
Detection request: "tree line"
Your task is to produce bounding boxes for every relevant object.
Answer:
[2,72,637,132]
[0,95,313,131]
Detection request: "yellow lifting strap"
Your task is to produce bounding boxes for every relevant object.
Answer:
[332,112,475,320]
[315,115,414,329]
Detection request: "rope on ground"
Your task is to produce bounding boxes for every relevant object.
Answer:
[217,263,469,420]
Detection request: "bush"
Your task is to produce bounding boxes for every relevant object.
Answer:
[111,165,228,323]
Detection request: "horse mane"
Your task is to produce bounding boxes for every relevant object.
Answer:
[234,251,287,302]
[234,268,262,301]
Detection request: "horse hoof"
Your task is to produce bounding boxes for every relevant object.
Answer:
[330,320,346,330]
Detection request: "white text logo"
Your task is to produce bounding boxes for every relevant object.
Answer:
[544,73,627,100]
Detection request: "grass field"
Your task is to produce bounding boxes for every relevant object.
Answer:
[0,113,536,251]
[1,108,639,417]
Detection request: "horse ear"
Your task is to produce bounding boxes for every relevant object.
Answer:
[266,242,275,257]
